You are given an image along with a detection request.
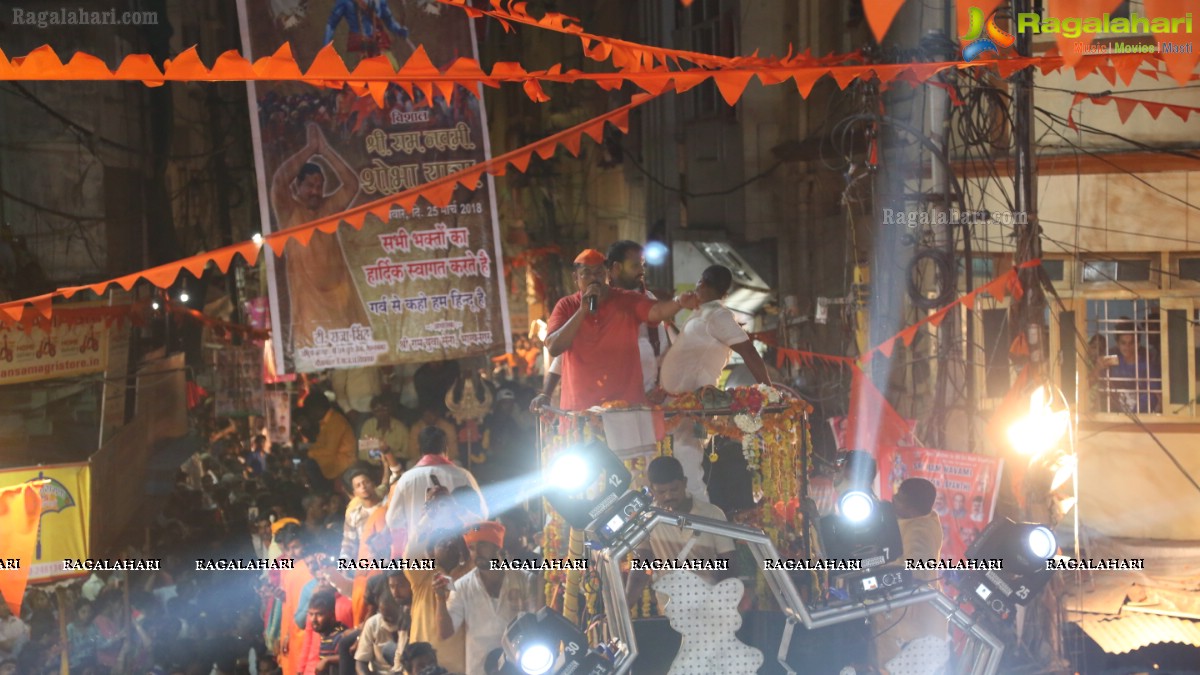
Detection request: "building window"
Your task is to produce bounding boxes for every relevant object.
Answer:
[1086,299,1162,415]
[678,0,736,121]
[1080,258,1154,285]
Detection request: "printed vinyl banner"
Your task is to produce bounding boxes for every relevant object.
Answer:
[0,319,107,385]
[875,447,1004,562]
[0,463,91,582]
[237,0,510,373]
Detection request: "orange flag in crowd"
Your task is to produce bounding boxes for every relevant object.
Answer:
[0,481,43,615]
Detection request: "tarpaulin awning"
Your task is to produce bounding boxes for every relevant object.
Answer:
[1075,614,1200,655]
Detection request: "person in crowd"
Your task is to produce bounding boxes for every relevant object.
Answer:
[408,408,460,466]
[405,502,473,672]
[353,574,411,674]
[607,240,673,392]
[497,508,541,564]
[1101,318,1163,413]
[248,434,271,477]
[400,642,442,675]
[304,494,332,540]
[386,427,485,548]
[341,465,386,562]
[874,478,947,673]
[66,600,100,668]
[253,511,275,559]
[276,524,314,675]
[413,360,460,415]
[359,394,411,472]
[0,596,29,663]
[435,521,540,675]
[302,393,358,493]
[543,248,699,412]
[625,456,738,609]
[659,264,773,499]
[297,590,348,675]
[332,367,384,432]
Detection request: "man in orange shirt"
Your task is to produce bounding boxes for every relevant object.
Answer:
[275,524,314,675]
[545,249,698,411]
[302,393,356,492]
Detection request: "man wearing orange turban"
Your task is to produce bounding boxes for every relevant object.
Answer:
[544,247,700,411]
[434,520,541,675]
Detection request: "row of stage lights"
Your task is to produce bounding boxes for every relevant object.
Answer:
[497,380,1075,674]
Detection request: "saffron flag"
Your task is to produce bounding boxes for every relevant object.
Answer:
[0,482,44,615]
[844,367,917,454]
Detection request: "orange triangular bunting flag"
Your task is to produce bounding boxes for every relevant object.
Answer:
[863,0,909,43]
[0,483,43,616]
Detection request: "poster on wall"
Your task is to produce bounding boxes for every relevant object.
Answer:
[875,446,1004,562]
[213,344,266,418]
[265,390,293,448]
[0,319,108,386]
[0,463,91,582]
[236,0,511,374]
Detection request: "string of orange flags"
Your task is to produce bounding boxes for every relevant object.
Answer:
[749,260,1041,368]
[0,43,1179,109]
[1067,91,1200,129]
[0,93,659,324]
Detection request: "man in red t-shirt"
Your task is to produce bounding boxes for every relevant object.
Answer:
[545,248,699,411]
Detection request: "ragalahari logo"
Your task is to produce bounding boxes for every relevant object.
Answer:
[961,6,1016,61]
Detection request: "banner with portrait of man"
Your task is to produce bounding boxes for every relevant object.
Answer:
[876,446,1004,562]
[237,0,510,373]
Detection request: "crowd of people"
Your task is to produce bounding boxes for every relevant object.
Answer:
[1,239,788,675]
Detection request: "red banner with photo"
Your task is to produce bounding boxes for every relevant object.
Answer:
[237,0,510,374]
[876,447,1004,562]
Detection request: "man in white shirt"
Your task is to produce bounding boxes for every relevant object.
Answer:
[625,456,738,610]
[658,265,772,498]
[434,521,540,675]
[385,426,486,551]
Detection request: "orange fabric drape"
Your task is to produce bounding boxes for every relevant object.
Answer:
[0,482,43,615]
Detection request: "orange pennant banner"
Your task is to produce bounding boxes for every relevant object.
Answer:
[0,482,43,615]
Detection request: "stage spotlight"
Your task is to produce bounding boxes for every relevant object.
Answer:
[542,441,633,531]
[178,291,190,304]
[955,518,1057,621]
[839,491,874,523]
[644,240,668,265]
[1027,526,1056,561]
[547,452,591,492]
[501,607,612,675]
[819,493,902,571]
[1007,385,1069,457]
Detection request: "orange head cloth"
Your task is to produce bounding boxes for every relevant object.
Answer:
[271,517,301,535]
[463,520,506,549]
[574,249,606,266]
